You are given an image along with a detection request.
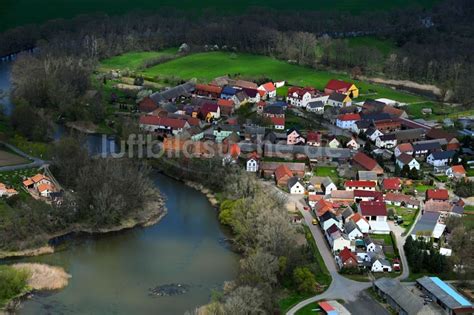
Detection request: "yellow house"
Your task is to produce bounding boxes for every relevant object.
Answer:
[324,79,359,99]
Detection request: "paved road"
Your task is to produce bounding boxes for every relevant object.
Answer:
[0,141,46,171]
[263,181,413,314]
[261,182,374,314]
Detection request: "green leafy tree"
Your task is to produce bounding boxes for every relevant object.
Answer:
[292,267,317,295]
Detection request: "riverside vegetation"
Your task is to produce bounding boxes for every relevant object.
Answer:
[0,136,165,254]
[152,158,329,314]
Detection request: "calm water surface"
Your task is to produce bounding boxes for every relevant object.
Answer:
[0,60,239,315]
[18,173,238,314]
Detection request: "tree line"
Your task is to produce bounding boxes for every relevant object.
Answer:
[0,137,160,251]
[3,0,474,104]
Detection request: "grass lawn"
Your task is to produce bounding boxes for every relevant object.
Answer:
[388,205,419,233]
[0,168,39,192]
[133,51,426,103]
[9,135,51,160]
[464,213,474,231]
[295,303,322,315]
[99,48,178,71]
[0,0,441,32]
[313,166,338,178]
[467,168,474,177]
[414,184,434,193]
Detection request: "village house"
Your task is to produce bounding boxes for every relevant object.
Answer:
[425,189,449,202]
[150,81,195,105]
[358,171,378,182]
[307,194,324,208]
[306,101,325,113]
[327,137,341,148]
[286,87,317,108]
[288,177,305,194]
[373,278,428,315]
[336,113,361,129]
[262,104,285,118]
[381,178,402,192]
[242,87,261,103]
[351,213,370,234]
[324,79,359,98]
[274,164,293,187]
[138,97,158,113]
[396,153,420,171]
[425,128,460,151]
[374,119,401,133]
[199,102,221,121]
[367,128,384,142]
[376,134,397,149]
[394,143,414,157]
[385,192,420,209]
[344,221,363,240]
[269,117,285,130]
[411,212,444,241]
[446,165,466,179]
[353,190,383,203]
[336,247,359,269]
[258,82,276,99]
[314,199,335,217]
[217,98,235,116]
[393,128,425,144]
[352,120,371,134]
[309,176,337,195]
[371,259,392,273]
[220,86,239,100]
[359,201,390,234]
[345,180,376,191]
[246,152,260,172]
[233,79,258,90]
[287,128,306,145]
[427,151,455,168]
[259,162,306,178]
[139,116,190,134]
[325,223,351,253]
[412,140,442,158]
[213,125,240,143]
[194,83,222,98]
[327,93,352,107]
[0,183,18,197]
[346,137,360,150]
[352,152,384,175]
[306,131,322,147]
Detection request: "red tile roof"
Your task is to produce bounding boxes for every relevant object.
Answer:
[275,165,293,182]
[287,86,316,99]
[195,84,222,94]
[338,247,358,264]
[260,82,276,92]
[217,98,234,107]
[351,212,368,224]
[138,97,158,112]
[359,201,387,216]
[306,131,321,142]
[337,113,361,121]
[426,189,449,201]
[382,178,402,191]
[270,116,285,126]
[139,116,187,129]
[200,103,219,116]
[325,79,353,92]
[352,152,379,171]
[344,180,376,188]
[354,190,383,200]
[451,165,466,175]
[397,143,414,153]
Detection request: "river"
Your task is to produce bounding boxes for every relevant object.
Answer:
[0,60,239,314]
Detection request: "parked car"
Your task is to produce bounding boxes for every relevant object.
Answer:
[312,219,318,225]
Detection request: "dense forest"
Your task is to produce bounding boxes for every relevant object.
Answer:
[2,0,474,104]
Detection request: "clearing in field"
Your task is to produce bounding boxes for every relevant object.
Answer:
[99,48,178,71]
[0,149,29,167]
[123,51,426,103]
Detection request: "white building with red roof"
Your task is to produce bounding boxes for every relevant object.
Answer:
[359,201,390,234]
[139,116,190,134]
[286,87,317,108]
[324,79,359,98]
[344,180,376,191]
[258,82,276,99]
[336,113,361,129]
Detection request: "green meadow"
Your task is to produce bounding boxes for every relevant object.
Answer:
[99,49,178,72]
[0,0,440,31]
[124,51,426,103]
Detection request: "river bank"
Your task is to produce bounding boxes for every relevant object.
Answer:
[0,196,167,260]
[1,263,71,313]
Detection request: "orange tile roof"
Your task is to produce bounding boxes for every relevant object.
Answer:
[451,165,466,174]
[37,183,53,193]
[275,165,293,182]
[23,179,34,187]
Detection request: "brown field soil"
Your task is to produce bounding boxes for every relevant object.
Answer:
[0,149,29,167]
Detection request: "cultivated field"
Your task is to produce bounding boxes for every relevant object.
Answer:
[0,149,29,167]
[0,0,440,31]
